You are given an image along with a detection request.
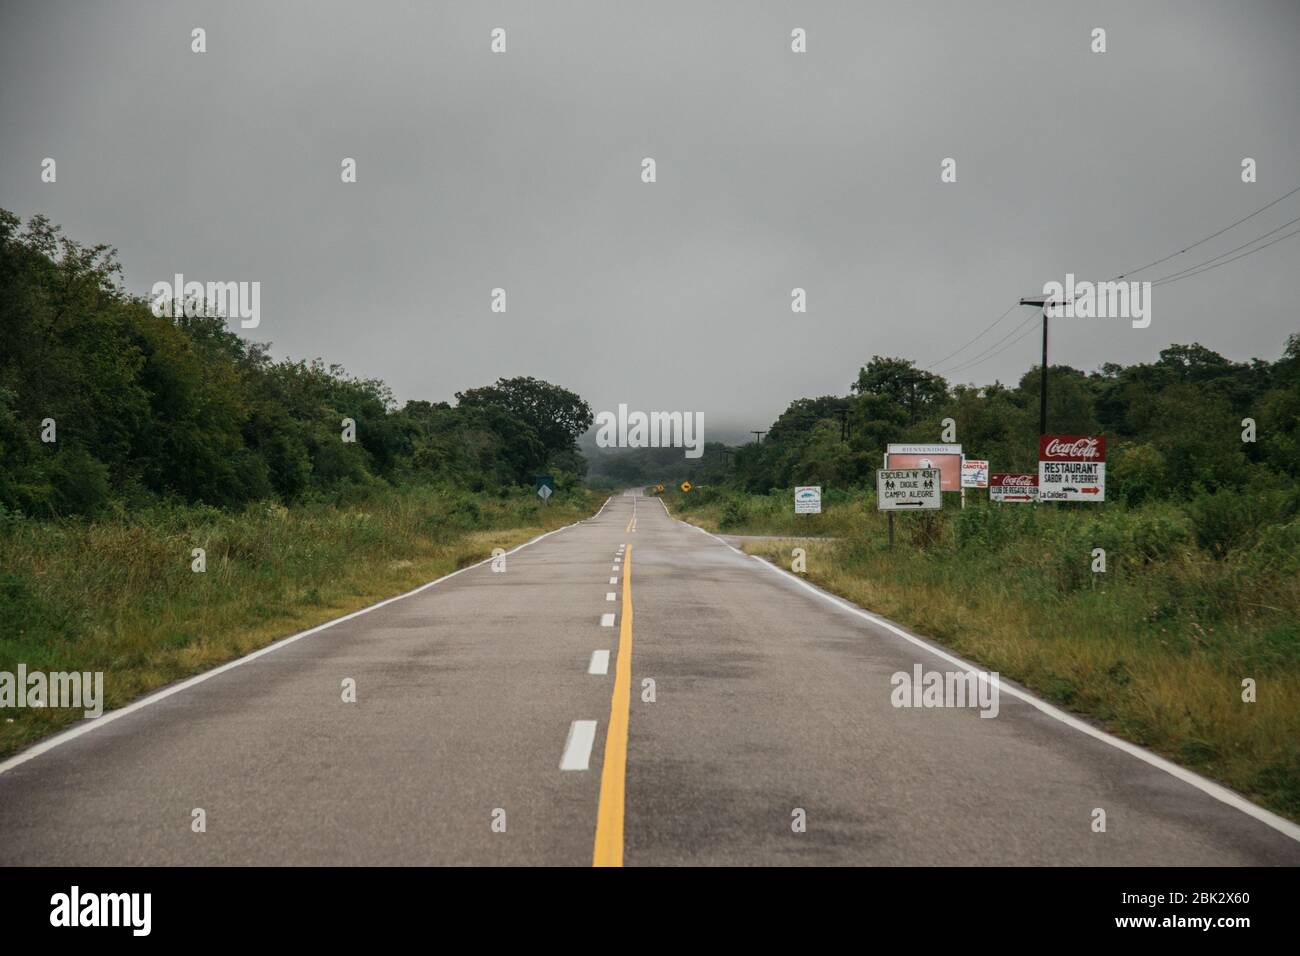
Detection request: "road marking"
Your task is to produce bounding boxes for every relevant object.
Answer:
[600,613,615,627]
[593,545,633,866]
[609,577,618,584]
[668,515,1300,845]
[606,592,616,601]
[560,720,598,770]
[611,564,619,571]
[588,650,610,675]
[0,514,596,778]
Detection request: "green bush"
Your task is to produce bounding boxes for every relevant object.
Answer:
[1126,509,1191,563]
[1188,489,1296,557]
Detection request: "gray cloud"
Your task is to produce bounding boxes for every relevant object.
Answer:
[2,0,1297,436]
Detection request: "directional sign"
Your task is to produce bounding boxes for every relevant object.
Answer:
[990,473,1038,502]
[534,474,555,494]
[679,481,692,493]
[876,468,941,511]
[794,486,822,514]
[886,444,962,492]
[1038,435,1106,502]
[961,459,990,489]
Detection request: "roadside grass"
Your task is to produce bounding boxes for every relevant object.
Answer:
[0,486,603,757]
[663,488,1300,822]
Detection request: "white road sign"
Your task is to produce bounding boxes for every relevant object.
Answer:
[876,468,942,511]
[961,459,990,488]
[1038,435,1106,502]
[794,486,822,514]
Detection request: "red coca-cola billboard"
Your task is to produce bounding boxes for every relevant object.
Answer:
[1038,435,1106,462]
[1038,435,1106,502]
[990,473,1038,502]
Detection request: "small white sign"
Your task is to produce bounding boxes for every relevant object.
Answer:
[794,486,822,514]
[537,485,553,500]
[961,459,989,489]
[877,469,942,511]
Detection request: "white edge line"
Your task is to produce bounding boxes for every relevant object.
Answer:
[675,515,1300,843]
[0,511,596,777]
[560,719,598,770]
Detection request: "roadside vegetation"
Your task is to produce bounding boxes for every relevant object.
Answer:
[657,339,1300,821]
[0,210,602,754]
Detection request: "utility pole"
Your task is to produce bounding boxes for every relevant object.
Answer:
[750,430,766,444]
[1019,295,1068,436]
[836,408,851,442]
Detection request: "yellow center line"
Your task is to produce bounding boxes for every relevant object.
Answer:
[593,544,633,867]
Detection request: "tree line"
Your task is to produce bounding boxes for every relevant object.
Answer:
[706,342,1300,505]
[0,210,592,518]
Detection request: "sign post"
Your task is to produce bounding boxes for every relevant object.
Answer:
[960,458,989,511]
[876,468,942,511]
[1038,436,1106,502]
[877,467,940,550]
[794,486,822,514]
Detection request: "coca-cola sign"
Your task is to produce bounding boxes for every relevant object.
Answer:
[990,473,1039,502]
[1038,435,1106,502]
[1038,435,1106,462]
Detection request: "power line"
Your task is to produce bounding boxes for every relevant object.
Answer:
[1147,213,1300,286]
[922,181,1300,373]
[924,305,1017,370]
[945,319,1042,378]
[1152,223,1300,288]
[938,312,1039,376]
[945,219,1300,380]
[1108,182,1300,281]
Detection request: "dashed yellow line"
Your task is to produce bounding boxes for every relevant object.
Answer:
[593,544,633,867]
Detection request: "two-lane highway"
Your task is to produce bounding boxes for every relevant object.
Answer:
[1,491,1297,865]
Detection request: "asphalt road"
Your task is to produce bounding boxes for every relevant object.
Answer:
[1,490,1297,865]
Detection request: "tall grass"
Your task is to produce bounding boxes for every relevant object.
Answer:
[666,486,1300,820]
[0,486,602,756]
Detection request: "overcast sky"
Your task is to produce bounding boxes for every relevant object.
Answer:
[2,0,1298,437]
